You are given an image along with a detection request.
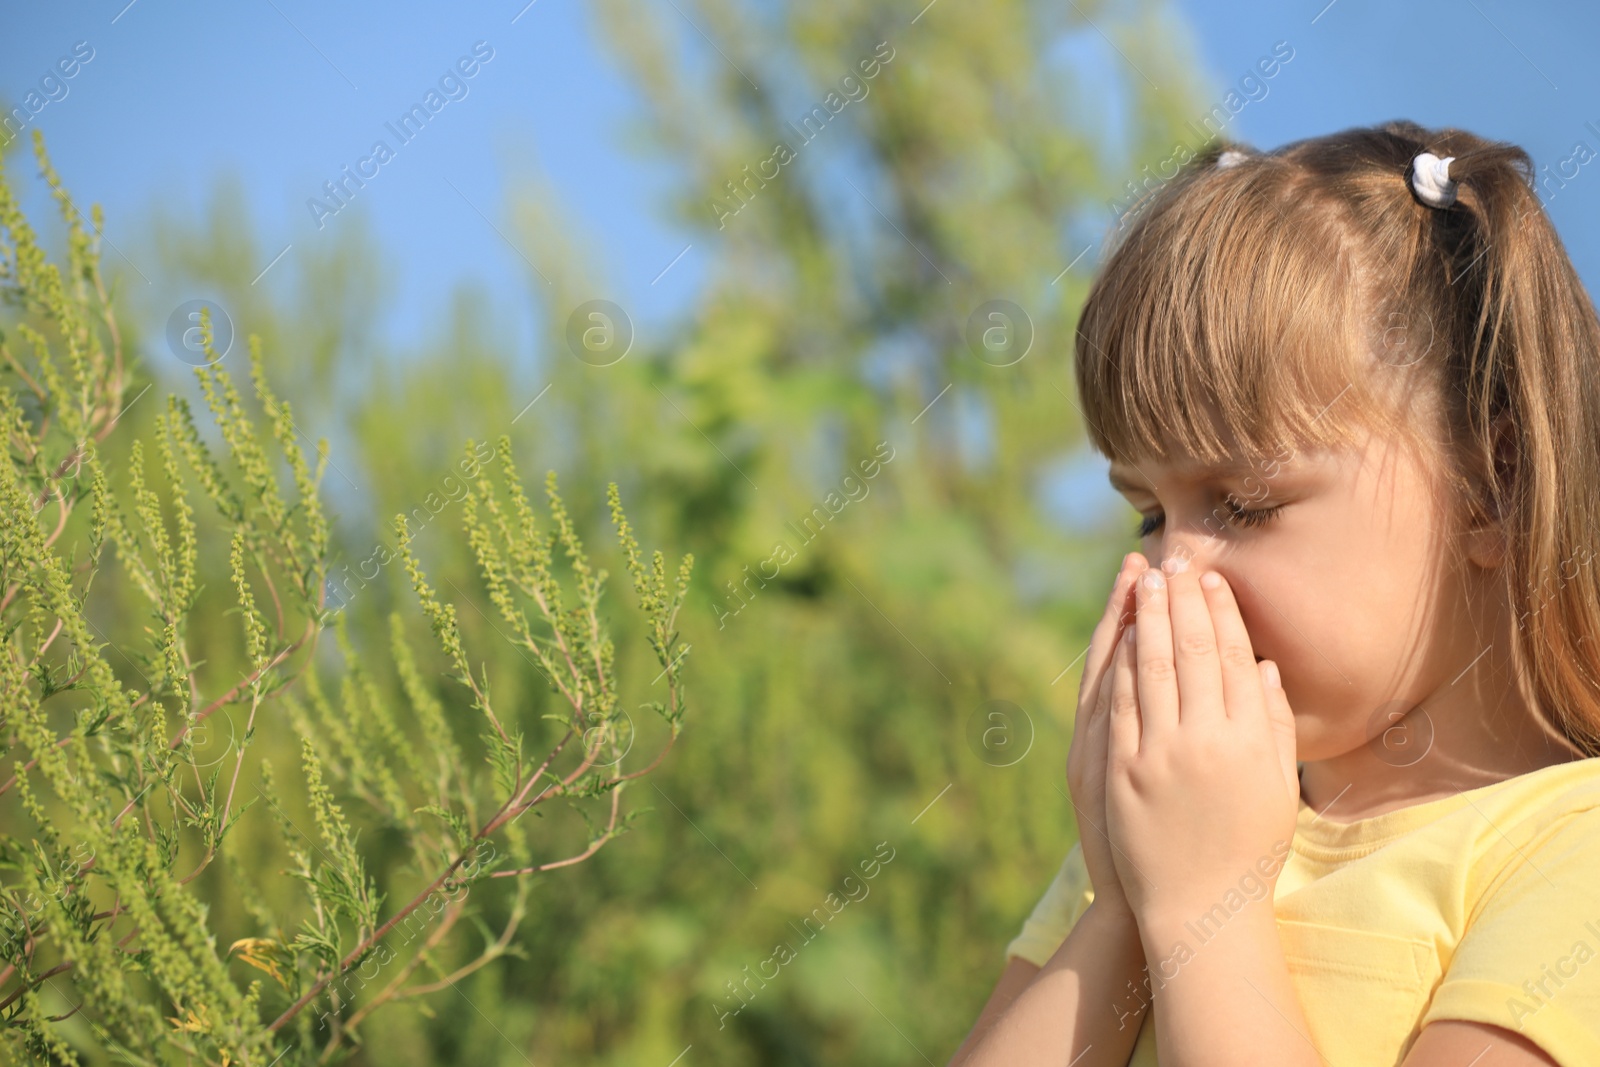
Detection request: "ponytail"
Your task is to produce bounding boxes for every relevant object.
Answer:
[1426,126,1600,756]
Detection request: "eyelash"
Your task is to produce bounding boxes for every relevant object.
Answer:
[1133,500,1287,539]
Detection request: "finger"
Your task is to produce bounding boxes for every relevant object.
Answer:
[1073,607,1123,781]
[1107,624,1141,762]
[1077,647,1117,829]
[1090,614,1123,783]
[1088,651,1115,753]
[1072,555,1140,772]
[1134,567,1178,745]
[1095,612,1121,721]
[1125,549,1150,578]
[1076,553,1141,710]
[1165,560,1225,727]
[1259,659,1300,801]
[1195,568,1264,724]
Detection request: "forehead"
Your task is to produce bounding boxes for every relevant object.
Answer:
[1106,455,1275,492]
[1106,426,1438,501]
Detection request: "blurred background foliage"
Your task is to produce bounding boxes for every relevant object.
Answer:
[0,0,1224,1062]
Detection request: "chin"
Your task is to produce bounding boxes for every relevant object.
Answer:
[1298,727,1380,764]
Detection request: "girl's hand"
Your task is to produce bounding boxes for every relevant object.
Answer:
[1065,551,1147,919]
[1104,563,1300,926]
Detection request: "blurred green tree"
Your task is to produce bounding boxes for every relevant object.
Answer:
[4,0,1217,1060]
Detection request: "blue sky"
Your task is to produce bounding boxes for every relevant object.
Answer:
[5,0,1598,531]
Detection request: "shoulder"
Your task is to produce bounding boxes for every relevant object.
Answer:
[1420,784,1600,1065]
[1466,758,1600,906]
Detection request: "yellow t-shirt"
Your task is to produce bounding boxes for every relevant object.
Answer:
[1005,756,1600,1067]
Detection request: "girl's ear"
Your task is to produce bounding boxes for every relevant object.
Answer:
[1462,413,1516,569]
[1463,515,1507,569]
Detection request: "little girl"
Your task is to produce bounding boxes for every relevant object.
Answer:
[951,120,1600,1067]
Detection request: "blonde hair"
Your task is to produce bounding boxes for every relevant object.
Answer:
[1073,119,1600,757]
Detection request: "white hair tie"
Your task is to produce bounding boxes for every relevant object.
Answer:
[1409,152,1458,208]
[1216,149,1248,169]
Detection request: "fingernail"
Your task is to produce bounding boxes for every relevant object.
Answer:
[1141,569,1165,591]
[1263,661,1281,688]
[1200,570,1222,590]
[1162,555,1188,576]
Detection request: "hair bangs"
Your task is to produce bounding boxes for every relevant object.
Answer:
[1074,156,1404,472]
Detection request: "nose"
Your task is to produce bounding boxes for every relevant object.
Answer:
[1156,533,1214,577]
[1151,538,1263,660]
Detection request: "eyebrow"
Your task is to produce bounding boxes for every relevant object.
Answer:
[1106,460,1264,493]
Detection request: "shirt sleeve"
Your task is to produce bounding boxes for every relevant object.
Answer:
[1003,839,1096,967]
[1419,805,1600,1067]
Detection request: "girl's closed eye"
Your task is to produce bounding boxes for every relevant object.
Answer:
[1133,499,1288,538]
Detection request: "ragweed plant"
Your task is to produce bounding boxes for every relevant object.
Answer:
[0,130,692,1065]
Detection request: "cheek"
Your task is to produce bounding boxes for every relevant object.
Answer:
[1226,562,1318,667]
[1230,518,1446,758]
[1215,530,1338,667]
